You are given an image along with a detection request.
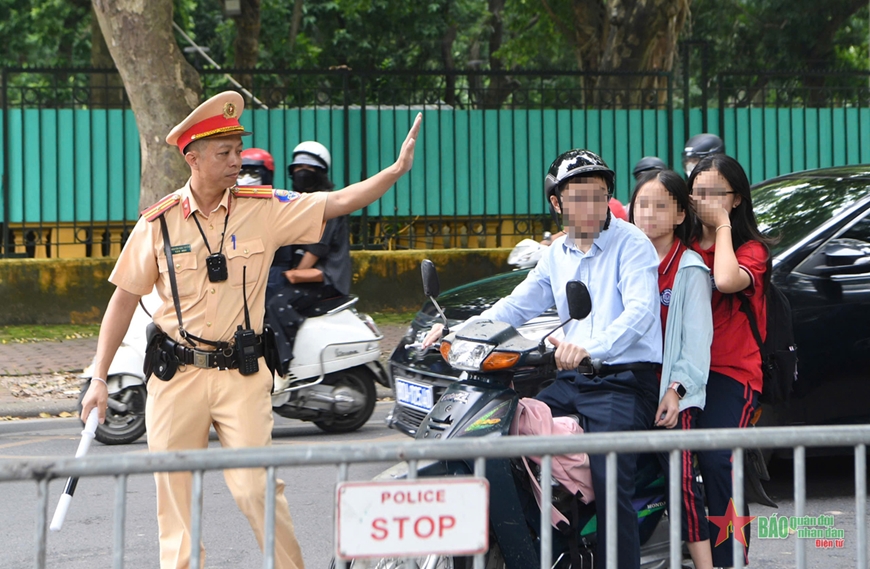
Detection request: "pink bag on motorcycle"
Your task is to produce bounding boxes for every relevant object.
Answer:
[510,397,595,528]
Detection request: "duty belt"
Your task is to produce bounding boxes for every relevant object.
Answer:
[161,336,264,370]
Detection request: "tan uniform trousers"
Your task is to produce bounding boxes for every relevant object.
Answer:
[145,363,304,569]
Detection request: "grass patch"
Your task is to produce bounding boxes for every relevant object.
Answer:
[0,324,101,344]
[366,311,418,326]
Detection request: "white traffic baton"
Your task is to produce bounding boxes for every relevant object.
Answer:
[50,407,99,531]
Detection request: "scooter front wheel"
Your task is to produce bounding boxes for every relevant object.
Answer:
[313,366,377,434]
[76,379,147,445]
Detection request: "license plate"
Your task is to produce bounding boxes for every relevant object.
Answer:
[395,378,434,412]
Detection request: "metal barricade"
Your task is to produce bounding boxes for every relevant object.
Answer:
[1,424,868,569]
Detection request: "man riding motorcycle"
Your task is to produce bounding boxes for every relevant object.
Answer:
[425,149,662,569]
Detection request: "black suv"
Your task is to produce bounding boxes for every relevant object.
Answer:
[386,165,870,437]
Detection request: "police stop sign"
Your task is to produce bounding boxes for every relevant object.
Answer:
[335,477,489,559]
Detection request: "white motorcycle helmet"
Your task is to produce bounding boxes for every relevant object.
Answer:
[289,141,332,173]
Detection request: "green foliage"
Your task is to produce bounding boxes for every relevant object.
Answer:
[0,324,99,343]
[691,0,869,71]
[366,311,417,326]
[1,0,869,101]
[495,0,574,69]
[169,0,574,72]
[0,0,91,68]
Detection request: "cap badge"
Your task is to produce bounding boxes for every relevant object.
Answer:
[223,102,237,119]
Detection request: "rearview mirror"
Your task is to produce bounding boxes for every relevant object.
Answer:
[421,259,440,299]
[819,239,870,276]
[421,259,449,334]
[537,280,592,351]
[566,281,592,321]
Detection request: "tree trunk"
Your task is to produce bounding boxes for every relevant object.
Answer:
[441,1,457,107]
[473,0,518,109]
[801,0,865,106]
[233,0,261,93]
[539,0,690,107]
[289,0,304,52]
[598,0,690,106]
[540,0,605,72]
[92,0,202,209]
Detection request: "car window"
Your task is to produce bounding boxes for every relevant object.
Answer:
[752,176,870,256]
[839,213,870,244]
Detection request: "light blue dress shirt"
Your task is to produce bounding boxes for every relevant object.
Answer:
[480,218,663,366]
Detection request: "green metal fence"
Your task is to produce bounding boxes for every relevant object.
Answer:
[5,106,870,223]
[3,67,870,256]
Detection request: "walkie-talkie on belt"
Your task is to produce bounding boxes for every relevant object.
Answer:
[235,266,260,375]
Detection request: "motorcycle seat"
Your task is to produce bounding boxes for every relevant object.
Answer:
[299,295,353,317]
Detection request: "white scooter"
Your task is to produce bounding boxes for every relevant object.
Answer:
[269,295,386,433]
[78,291,387,444]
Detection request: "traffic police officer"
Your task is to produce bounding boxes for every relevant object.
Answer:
[80,91,421,569]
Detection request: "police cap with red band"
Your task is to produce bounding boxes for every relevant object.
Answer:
[165,91,252,153]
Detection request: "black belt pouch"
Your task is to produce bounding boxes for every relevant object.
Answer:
[144,323,174,382]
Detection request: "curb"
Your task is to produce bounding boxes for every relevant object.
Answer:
[0,399,79,419]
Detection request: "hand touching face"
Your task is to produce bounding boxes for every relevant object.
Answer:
[691,169,740,227]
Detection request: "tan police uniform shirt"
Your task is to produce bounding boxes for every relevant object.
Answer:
[109,181,328,345]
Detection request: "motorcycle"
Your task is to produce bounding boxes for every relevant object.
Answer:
[268,294,386,434]
[334,262,676,569]
[77,290,387,444]
[335,261,772,569]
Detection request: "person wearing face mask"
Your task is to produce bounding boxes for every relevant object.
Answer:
[238,148,275,187]
[263,141,352,377]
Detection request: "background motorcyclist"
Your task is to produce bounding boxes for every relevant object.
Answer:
[261,142,352,376]
[238,147,275,186]
[632,156,667,181]
[682,133,724,178]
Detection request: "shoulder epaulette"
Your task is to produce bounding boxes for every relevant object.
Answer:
[141,194,182,222]
[232,185,274,198]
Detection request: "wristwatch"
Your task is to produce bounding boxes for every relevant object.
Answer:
[669,382,687,399]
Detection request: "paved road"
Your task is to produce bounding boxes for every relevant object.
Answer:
[0,403,399,569]
[1,407,867,568]
[0,322,408,418]
[739,453,868,569]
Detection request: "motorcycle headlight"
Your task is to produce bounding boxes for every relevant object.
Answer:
[447,340,494,371]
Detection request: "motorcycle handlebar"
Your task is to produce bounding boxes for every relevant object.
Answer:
[527,351,600,374]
